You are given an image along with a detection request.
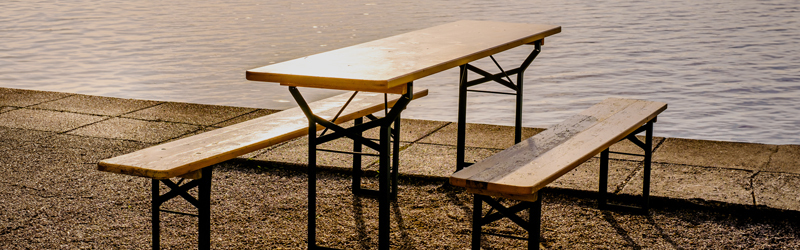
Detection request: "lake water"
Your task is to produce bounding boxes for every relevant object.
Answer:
[2,0,798,145]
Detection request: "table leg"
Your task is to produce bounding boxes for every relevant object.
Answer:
[289,83,414,250]
[307,116,318,249]
[455,40,542,172]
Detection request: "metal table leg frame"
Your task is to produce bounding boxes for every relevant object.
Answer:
[472,193,542,250]
[290,83,414,250]
[151,166,213,250]
[599,119,655,212]
[350,115,402,199]
[456,40,543,171]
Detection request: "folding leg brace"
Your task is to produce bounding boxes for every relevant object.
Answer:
[472,193,542,250]
[151,166,213,250]
[457,40,542,171]
[599,119,655,212]
[290,83,413,250]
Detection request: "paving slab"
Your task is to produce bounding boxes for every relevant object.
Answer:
[548,158,641,193]
[0,126,55,146]
[252,136,409,170]
[0,109,106,133]
[355,118,449,143]
[418,122,544,149]
[0,87,72,107]
[607,135,666,161]
[753,172,800,210]
[396,143,500,178]
[764,145,800,174]
[653,138,777,170]
[6,87,800,249]
[122,102,256,126]
[621,163,755,205]
[31,94,162,116]
[211,109,279,127]
[67,117,200,143]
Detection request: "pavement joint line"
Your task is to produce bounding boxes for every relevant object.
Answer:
[22,93,77,108]
[24,107,114,117]
[613,160,640,194]
[763,145,779,170]
[650,161,761,173]
[209,108,270,127]
[59,115,114,135]
[651,136,666,153]
[407,121,451,144]
[115,101,166,117]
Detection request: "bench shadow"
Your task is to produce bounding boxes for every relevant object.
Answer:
[601,210,643,250]
[351,195,370,250]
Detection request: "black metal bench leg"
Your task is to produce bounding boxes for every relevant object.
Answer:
[529,193,541,250]
[152,179,161,250]
[599,148,610,209]
[471,194,483,250]
[151,166,213,250]
[598,119,655,213]
[472,193,542,250]
[198,167,212,250]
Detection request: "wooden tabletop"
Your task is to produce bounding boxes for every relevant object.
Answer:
[246,20,560,94]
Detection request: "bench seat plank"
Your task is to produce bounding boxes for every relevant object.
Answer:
[98,89,428,179]
[450,98,666,196]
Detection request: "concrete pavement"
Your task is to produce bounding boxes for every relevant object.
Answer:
[2,87,799,249]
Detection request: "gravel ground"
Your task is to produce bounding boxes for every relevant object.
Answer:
[4,160,800,249]
[2,127,800,249]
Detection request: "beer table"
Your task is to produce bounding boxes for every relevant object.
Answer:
[246,20,560,249]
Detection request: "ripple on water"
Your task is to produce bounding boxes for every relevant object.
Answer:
[1,0,798,144]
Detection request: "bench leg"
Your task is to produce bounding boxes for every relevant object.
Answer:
[529,196,542,250]
[472,193,541,250]
[599,148,610,209]
[150,166,213,250]
[152,179,160,250]
[599,120,655,212]
[471,194,482,250]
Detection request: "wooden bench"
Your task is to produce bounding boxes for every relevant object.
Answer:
[450,98,667,250]
[98,89,428,249]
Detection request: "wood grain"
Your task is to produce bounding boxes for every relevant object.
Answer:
[450,98,667,196]
[247,20,560,93]
[98,89,428,179]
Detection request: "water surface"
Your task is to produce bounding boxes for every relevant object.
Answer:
[2,0,798,144]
